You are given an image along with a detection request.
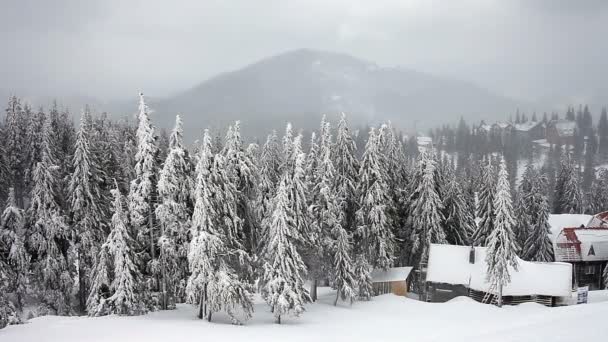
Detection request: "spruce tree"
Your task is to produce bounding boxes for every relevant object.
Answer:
[589,168,608,214]
[485,157,518,307]
[128,93,158,274]
[472,157,496,246]
[106,184,146,315]
[0,188,29,312]
[334,113,359,234]
[261,178,311,324]
[86,245,111,316]
[408,150,446,264]
[554,153,583,214]
[69,108,106,312]
[3,96,27,206]
[442,164,474,246]
[522,172,554,262]
[27,115,73,315]
[155,115,192,309]
[355,127,395,270]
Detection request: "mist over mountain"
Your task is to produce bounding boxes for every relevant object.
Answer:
[150,49,528,140]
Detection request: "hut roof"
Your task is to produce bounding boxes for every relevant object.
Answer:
[371,267,413,283]
[426,244,572,297]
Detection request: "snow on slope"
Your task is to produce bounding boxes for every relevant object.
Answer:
[2,288,607,342]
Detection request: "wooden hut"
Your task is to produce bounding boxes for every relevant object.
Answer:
[371,267,413,296]
[425,244,572,307]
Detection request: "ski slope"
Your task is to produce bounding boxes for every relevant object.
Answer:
[2,288,607,342]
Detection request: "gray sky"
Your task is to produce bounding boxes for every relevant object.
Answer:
[2,0,607,103]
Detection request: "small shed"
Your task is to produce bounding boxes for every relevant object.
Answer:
[371,267,413,296]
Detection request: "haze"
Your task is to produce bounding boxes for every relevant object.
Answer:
[1,0,607,108]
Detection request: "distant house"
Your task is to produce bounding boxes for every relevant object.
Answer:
[371,267,413,297]
[425,244,572,307]
[546,120,577,146]
[554,219,608,290]
[514,121,545,141]
[491,122,514,145]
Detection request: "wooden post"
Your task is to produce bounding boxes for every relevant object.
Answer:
[497,285,503,308]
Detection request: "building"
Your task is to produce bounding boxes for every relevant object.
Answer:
[546,119,577,146]
[514,121,546,141]
[425,244,572,307]
[554,223,608,290]
[371,267,413,297]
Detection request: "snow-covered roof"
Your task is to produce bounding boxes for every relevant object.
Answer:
[371,267,413,283]
[493,122,512,129]
[555,227,608,262]
[586,211,608,228]
[515,121,543,132]
[478,124,492,132]
[548,214,592,238]
[417,136,432,146]
[426,244,572,297]
[551,120,577,137]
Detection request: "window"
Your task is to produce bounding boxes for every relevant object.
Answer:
[584,265,596,275]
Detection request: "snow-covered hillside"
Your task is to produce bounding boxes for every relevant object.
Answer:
[2,288,607,342]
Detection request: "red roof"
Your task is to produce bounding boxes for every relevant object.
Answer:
[555,227,608,262]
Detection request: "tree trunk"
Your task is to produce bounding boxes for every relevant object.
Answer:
[198,291,204,319]
[276,314,281,324]
[203,283,208,317]
[160,224,167,310]
[148,204,155,260]
[207,311,212,322]
[334,289,340,306]
[497,285,503,308]
[78,259,86,313]
[310,279,318,302]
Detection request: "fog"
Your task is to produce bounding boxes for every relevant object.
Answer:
[1,0,607,106]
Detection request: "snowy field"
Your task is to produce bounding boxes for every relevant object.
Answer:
[2,288,608,342]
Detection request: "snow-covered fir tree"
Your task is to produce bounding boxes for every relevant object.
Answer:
[261,178,311,324]
[554,153,583,214]
[589,168,608,214]
[408,150,447,264]
[256,131,281,226]
[472,157,496,246]
[514,162,535,252]
[27,114,73,315]
[0,188,29,313]
[355,127,395,270]
[128,93,158,274]
[441,162,474,246]
[106,184,147,316]
[331,221,357,306]
[3,96,28,206]
[69,108,107,312]
[155,115,192,309]
[485,157,518,307]
[187,130,253,323]
[521,171,554,262]
[86,245,111,316]
[334,113,360,234]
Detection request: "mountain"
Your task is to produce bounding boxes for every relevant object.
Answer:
[153,49,526,140]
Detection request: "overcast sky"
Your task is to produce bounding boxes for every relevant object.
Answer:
[1,0,607,103]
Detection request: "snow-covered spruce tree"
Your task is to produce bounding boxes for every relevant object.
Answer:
[472,157,496,246]
[441,163,474,246]
[262,177,311,324]
[106,184,147,315]
[0,188,29,313]
[0,256,19,329]
[554,153,583,214]
[256,131,281,230]
[513,162,535,253]
[355,127,395,270]
[589,168,608,214]
[27,115,73,315]
[281,122,295,175]
[353,254,373,300]
[69,108,107,312]
[408,150,447,264]
[86,245,111,316]
[23,105,44,193]
[222,121,258,256]
[187,130,221,319]
[521,172,554,262]
[155,115,192,309]
[187,130,253,324]
[334,113,360,234]
[3,96,28,206]
[485,157,518,307]
[128,93,158,280]
[331,221,357,306]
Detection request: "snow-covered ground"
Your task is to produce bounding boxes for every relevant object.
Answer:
[2,287,608,342]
